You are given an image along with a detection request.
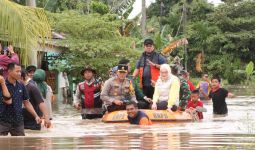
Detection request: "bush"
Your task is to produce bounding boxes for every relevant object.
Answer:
[205,54,246,84]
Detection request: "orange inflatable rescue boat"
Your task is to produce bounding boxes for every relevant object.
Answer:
[102,109,192,123]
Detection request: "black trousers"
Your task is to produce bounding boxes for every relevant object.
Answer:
[137,101,150,109]
[23,109,41,130]
[0,121,25,136]
[81,114,103,119]
[156,101,178,111]
[107,104,126,112]
[24,120,41,130]
[142,86,155,99]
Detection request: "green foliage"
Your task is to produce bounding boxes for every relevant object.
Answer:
[208,1,255,61]
[47,11,140,80]
[145,0,255,84]
[34,0,134,16]
[104,0,135,17]
[32,0,110,15]
[91,1,109,14]
[0,0,51,65]
[204,54,246,84]
[245,61,254,80]
[147,0,179,18]
[154,32,162,50]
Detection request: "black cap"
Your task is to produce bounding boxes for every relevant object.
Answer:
[26,65,37,73]
[80,66,96,75]
[180,70,188,75]
[117,64,128,73]
[144,39,154,45]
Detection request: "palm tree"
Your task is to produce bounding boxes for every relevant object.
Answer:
[0,0,51,65]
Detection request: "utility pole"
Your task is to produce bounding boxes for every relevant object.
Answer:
[141,0,147,37]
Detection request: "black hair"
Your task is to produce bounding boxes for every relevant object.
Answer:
[191,89,200,94]
[202,73,209,77]
[118,58,130,65]
[26,65,37,73]
[170,65,178,75]
[7,62,20,71]
[126,101,138,108]
[21,68,27,80]
[180,70,186,74]
[212,75,221,83]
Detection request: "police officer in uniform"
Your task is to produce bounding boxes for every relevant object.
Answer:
[100,64,137,112]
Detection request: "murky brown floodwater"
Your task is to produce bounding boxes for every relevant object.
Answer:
[1,90,255,149]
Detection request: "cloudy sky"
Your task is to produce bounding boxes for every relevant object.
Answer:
[128,0,222,19]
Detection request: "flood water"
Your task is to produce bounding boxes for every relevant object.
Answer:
[1,92,255,149]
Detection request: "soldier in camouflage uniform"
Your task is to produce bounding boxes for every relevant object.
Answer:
[100,64,137,112]
[171,65,191,111]
[178,76,191,110]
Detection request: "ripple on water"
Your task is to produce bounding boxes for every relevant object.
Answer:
[1,97,255,149]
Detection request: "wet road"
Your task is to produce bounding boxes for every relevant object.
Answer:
[1,96,255,149]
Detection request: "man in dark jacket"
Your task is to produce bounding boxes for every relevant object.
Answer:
[132,39,166,99]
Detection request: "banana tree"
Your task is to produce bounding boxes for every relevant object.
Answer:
[246,61,254,81]
[103,0,135,16]
[0,0,51,65]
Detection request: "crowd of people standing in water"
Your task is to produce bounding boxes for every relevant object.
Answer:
[0,39,233,136]
[73,38,233,125]
[0,43,53,136]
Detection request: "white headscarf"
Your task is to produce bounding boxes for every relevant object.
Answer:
[159,64,172,82]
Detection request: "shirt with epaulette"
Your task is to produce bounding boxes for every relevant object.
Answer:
[100,77,137,106]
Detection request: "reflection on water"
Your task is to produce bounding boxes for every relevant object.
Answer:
[225,85,255,96]
[1,133,255,149]
[1,96,255,149]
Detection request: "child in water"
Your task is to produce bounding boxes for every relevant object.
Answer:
[186,89,205,120]
[203,76,234,116]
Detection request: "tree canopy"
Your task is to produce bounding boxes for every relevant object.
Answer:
[47,11,140,79]
[6,0,255,84]
[147,0,255,84]
[0,0,51,65]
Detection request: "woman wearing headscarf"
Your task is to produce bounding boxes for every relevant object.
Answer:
[151,64,180,112]
[33,69,53,120]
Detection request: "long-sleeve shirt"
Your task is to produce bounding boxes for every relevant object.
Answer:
[127,75,144,101]
[153,75,180,108]
[187,80,196,91]
[0,53,19,78]
[100,77,137,106]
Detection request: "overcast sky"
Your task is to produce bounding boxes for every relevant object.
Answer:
[128,0,222,19]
